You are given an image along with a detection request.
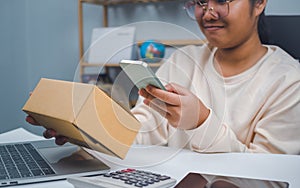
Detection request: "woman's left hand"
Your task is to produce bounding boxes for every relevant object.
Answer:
[139,83,210,130]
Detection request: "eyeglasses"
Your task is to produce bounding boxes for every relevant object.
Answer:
[184,0,235,20]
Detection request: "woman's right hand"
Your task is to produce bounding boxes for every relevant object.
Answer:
[25,115,69,145]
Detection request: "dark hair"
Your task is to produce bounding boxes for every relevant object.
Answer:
[258,9,270,44]
[250,0,270,44]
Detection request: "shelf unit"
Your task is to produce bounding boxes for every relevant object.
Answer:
[78,0,205,81]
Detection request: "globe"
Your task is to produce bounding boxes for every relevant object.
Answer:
[140,40,165,63]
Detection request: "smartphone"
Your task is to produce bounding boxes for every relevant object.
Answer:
[175,172,289,188]
[119,60,166,90]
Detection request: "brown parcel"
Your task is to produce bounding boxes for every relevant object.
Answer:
[22,78,141,159]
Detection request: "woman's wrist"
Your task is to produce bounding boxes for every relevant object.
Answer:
[195,104,210,129]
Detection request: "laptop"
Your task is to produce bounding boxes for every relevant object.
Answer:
[0,139,110,187]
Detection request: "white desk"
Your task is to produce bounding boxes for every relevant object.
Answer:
[1,128,300,188]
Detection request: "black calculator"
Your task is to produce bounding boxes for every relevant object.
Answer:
[67,168,176,188]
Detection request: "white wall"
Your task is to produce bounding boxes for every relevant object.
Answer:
[266,0,300,15]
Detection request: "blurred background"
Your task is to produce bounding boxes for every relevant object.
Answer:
[0,0,299,135]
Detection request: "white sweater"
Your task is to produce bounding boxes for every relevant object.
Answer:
[131,44,300,154]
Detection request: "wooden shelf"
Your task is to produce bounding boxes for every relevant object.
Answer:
[77,0,208,107]
[78,0,205,82]
[80,39,205,66]
[80,0,177,5]
[78,0,177,80]
[81,62,162,67]
[79,38,205,69]
[137,39,205,47]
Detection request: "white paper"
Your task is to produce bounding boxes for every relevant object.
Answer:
[87,27,136,64]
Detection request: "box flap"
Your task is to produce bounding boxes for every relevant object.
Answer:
[23,78,94,122]
[75,86,141,159]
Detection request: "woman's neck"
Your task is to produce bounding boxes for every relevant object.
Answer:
[214,39,267,77]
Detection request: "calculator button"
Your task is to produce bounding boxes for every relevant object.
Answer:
[159,175,171,181]
[102,173,111,177]
[125,180,134,185]
[121,176,129,181]
[134,182,144,187]
[147,179,155,184]
[129,178,138,183]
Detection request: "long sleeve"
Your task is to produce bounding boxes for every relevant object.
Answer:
[131,44,300,154]
[184,47,300,154]
[131,96,169,146]
[186,77,300,154]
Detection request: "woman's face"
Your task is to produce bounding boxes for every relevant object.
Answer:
[196,0,261,49]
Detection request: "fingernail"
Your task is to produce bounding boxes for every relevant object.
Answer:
[56,137,67,145]
[138,90,143,95]
[43,130,51,138]
[143,99,150,105]
[48,129,55,136]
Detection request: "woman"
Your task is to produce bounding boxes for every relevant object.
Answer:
[27,0,300,154]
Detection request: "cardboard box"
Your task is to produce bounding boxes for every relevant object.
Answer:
[23,78,141,159]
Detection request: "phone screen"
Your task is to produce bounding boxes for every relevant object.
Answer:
[120,60,166,90]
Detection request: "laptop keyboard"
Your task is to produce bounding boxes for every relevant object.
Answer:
[0,143,55,180]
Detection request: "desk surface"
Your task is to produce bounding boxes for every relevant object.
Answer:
[1,128,300,188]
